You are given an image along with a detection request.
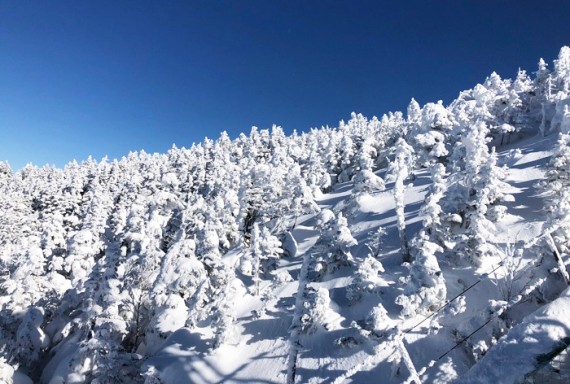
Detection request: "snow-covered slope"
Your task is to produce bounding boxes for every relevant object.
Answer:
[2,47,570,384]
[142,134,562,384]
[458,286,570,384]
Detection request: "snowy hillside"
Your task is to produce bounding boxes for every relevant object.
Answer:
[2,47,570,384]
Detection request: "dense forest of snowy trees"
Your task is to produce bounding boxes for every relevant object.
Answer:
[2,47,570,383]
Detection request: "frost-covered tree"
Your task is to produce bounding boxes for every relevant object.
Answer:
[352,170,385,198]
[249,224,282,296]
[287,219,316,384]
[536,57,552,99]
[534,58,555,137]
[409,101,454,166]
[388,138,415,263]
[287,208,356,383]
[299,287,333,334]
[406,98,421,131]
[336,135,356,183]
[396,237,446,317]
[185,224,237,349]
[423,163,448,242]
[355,137,378,172]
[15,306,49,371]
[464,121,491,188]
[210,263,237,349]
[442,119,515,267]
[346,255,385,303]
[366,226,387,258]
[508,68,534,135]
[351,136,386,202]
[540,132,570,268]
[553,45,570,97]
[310,210,357,279]
[463,147,514,266]
[303,148,332,195]
[144,237,206,352]
[396,163,447,317]
[443,120,491,227]
[281,163,320,230]
[543,132,570,202]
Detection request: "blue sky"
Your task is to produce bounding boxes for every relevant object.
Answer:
[2,1,570,170]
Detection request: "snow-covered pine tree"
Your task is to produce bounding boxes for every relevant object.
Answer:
[351,136,386,201]
[281,163,320,230]
[463,147,514,266]
[406,98,421,133]
[144,237,206,353]
[553,45,570,97]
[366,226,387,259]
[388,138,415,263]
[193,223,237,349]
[310,210,357,279]
[346,255,385,303]
[539,131,570,275]
[249,223,282,296]
[408,101,454,166]
[14,306,49,373]
[396,163,447,317]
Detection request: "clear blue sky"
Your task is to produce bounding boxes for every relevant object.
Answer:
[2,1,570,170]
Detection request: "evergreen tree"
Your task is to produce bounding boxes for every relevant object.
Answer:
[553,45,570,97]
[396,163,447,317]
[250,224,282,296]
[463,147,513,266]
[388,138,415,263]
[311,210,357,279]
[540,132,570,265]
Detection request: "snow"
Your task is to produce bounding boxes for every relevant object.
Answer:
[139,132,562,384]
[458,287,570,384]
[2,46,570,384]
[358,191,394,214]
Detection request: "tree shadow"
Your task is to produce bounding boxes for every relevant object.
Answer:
[241,315,291,345]
[346,359,400,384]
[504,178,546,217]
[145,328,286,383]
[510,156,552,170]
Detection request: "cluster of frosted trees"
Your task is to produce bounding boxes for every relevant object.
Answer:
[0,108,407,382]
[1,47,570,383]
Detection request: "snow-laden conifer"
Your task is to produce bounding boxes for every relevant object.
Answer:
[388,138,415,263]
[396,163,447,317]
[310,210,357,279]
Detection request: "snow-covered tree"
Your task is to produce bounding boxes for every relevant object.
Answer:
[311,210,357,279]
[15,306,49,371]
[396,163,447,317]
[396,237,446,317]
[350,136,386,206]
[249,224,282,296]
[406,98,421,131]
[281,163,320,230]
[463,147,514,266]
[553,45,570,97]
[388,138,415,263]
[346,255,385,303]
[409,101,454,166]
[144,237,206,351]
[540,132,570,270]
[366,225,387,259]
